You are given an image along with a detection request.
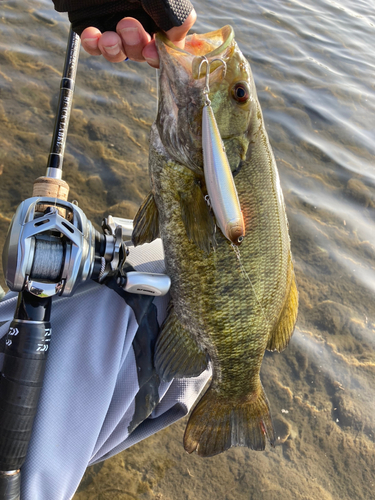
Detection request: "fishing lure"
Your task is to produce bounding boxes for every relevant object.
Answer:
[199,56,245,246]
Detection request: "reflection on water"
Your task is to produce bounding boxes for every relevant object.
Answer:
[1,0,374,499]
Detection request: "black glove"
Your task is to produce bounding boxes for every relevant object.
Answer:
[53,0,194,36]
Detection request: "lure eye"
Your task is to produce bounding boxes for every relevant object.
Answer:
[232,82,250,103]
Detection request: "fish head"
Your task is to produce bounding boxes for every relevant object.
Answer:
[155,25,256,174]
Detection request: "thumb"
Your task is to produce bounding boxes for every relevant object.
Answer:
[164,9,197,49]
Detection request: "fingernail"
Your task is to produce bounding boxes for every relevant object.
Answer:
[144,56,159,68]
[82,37,99,49]
[120,27,141,45]
[103,43,120,55]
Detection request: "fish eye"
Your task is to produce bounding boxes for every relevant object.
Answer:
[232,82,250,104]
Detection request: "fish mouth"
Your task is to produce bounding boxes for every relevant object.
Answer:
[156,25,235,73]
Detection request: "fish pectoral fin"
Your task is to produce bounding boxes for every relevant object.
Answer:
[132,192,160,246]
[267,265,298,352]
[155,303,209,382]
[184,382,275,457]
[179,181,216,254]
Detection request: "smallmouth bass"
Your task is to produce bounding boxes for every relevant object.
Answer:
[132,25,298,457]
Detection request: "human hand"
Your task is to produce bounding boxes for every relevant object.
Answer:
[80,10,196,68]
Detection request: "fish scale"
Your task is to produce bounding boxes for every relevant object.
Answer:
[132,25,298,456]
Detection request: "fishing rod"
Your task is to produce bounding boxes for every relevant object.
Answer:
[0,26,169,500]
[0,27,82,500]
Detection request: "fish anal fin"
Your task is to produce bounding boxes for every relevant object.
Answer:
[267,264,298,352]
[155,303,209,382]
[184,382,275,457]
[179,181,216,254]
[132,192,160,246]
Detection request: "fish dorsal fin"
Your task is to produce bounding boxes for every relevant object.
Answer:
[266,263,298,352]
[155,302,209,382]
[132,192,160,246]
[179,180,216,254]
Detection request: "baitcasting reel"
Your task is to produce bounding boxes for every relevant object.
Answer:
[2,196,170,299]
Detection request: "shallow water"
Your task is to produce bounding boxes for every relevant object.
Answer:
[1,0,375,499]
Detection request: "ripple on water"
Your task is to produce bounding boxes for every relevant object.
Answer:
[1,1,375,499]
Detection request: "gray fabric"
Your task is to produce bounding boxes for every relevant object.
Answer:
[0,239,211,500]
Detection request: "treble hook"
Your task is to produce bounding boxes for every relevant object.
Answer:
[197,56,227,106]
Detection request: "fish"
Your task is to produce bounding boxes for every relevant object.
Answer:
[132,25,298,457]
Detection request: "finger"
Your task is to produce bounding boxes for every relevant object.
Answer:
[164,9,197,49]
[98,31,128,63]
[142,39,159,68]
[116,18,151,62]
[142,9,197,68]
[81,27,102,56]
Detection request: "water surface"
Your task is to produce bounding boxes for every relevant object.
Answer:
[0,1,374,499]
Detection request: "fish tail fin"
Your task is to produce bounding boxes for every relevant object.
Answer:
[183,383,275,457]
